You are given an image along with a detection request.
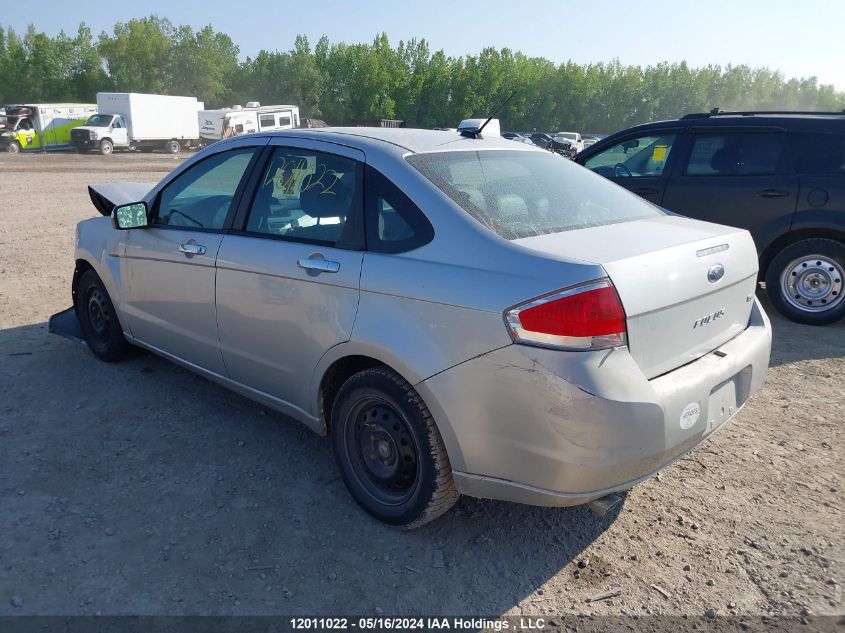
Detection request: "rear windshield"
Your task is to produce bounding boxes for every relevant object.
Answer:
[407,150,661,239]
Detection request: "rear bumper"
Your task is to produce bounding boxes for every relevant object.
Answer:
[418,298,772,507]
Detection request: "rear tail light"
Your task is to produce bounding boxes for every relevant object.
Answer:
[504,279,627,350]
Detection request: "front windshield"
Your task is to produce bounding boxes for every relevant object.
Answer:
[407,150,662,240]
[85,114,114,127]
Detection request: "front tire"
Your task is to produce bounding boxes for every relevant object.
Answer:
[75,269,132,361]
[331,367,459,528]
[6,141,21,154]
[765,238,845,325]
[99,139,113,155]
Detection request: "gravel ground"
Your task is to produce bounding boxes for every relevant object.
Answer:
[0,153,842,624]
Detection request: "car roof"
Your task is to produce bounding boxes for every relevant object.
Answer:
[600,112,845,137]
[263,127,535,154]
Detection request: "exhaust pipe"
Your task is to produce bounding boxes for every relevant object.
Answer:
[587,493,623,517]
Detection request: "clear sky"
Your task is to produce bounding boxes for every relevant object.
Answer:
[3,0,843,90]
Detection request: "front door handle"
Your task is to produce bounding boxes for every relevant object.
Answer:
[179,242,207,256]
[633,187,659,195]
[756,189,790,198]
[297,257,340,273]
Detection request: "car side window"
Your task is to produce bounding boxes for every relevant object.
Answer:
[154,148,256,229]
[791,133,845,175]
[365,166,434,253]
[584,134,676,178]
[243,147,364,248]
[685,132,786,176]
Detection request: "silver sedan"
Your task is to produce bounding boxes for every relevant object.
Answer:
[59,128,772,527]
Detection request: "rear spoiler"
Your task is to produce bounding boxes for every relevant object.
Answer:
[88,182,154,217]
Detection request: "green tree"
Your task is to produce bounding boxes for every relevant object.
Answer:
[98,16,175,94]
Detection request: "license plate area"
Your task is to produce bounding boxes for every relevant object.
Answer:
[707,365,753,431]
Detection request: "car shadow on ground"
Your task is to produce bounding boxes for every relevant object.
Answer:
[1,321,622,616]
[0,304,841,616]
[756,291,845,367]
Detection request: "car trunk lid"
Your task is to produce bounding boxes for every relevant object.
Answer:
[512,215,759,379]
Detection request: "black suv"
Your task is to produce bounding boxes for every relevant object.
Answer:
[576,110,845,325]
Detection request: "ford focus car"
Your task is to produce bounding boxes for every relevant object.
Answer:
[55,128,772,527]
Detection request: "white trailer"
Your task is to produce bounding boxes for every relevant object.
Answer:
[71,92,204,155]
[198,102,300,143]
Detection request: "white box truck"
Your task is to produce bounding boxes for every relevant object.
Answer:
[71,92,204,155]
[198,102,300,143]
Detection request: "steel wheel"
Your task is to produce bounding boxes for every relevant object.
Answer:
[344,397,420,506]
[779,255,844,313]
[86,287,113,343]
[74,269,132,361]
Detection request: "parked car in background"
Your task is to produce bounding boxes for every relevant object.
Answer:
[0,103,96,153]
[577,110,845,324]
[556,131,585,152]
[528,132,554,148]
[57,128,771,527]
[71,93,205,155]
[199,102,300,143]
[549,137,577,159]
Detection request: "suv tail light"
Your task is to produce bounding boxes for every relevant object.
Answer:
[505,279,627,350]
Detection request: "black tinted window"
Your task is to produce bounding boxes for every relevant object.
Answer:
[244,147,363,248]
[686,133,786,176]
[791,133,845,174]
[154,148,256,229]
[259,114,275,128]
[365,166,433,253]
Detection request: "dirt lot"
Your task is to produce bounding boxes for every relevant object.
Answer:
[0,153,842,624]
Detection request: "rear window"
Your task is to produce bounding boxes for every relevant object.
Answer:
[406,150,661,239]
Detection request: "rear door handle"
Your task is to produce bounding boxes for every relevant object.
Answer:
[179,242,207,255]
[297,257,340,273]
[756,189,790,198]
[633,187,659,195]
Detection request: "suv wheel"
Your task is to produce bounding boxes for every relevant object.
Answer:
[765,238,845,325]
[331,367,459,528]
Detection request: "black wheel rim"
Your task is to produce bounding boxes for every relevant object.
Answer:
[86,287,111,342]
[344,397,419,506]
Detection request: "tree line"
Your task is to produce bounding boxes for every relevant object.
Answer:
[1,16,843,133]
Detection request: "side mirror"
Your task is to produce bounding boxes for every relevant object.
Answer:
[622,139,640,150]
[113,202,149,230]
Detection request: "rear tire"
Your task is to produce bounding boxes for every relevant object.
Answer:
[75,269,132,361]
[99,139,113,156]
[164,139,181,154]
[765,238,845,325]
[331,367,459,528]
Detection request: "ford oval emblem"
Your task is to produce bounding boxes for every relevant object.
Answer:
[707,264,725,283]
